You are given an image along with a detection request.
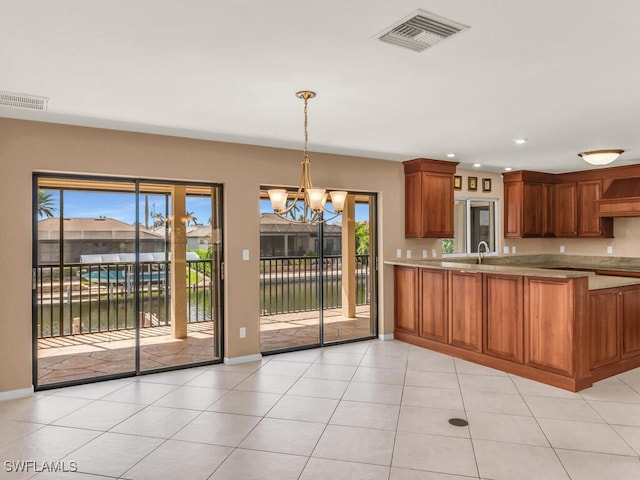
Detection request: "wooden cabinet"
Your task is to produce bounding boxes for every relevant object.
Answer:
[524,277,575,376]
[394,266,419,334]
[484,274,524,363]
[555,183,578,237]
[589,288,620,369]
[622,286,640,358]
[419,269,448,342]
[449,271,483,352]
[578,180,613,238]
[503,171,555,238]
[589,285,640,370]
[403,158,458,238]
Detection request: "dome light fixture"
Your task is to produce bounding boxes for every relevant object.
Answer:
[268,91,347,224]
[578,149,624,166]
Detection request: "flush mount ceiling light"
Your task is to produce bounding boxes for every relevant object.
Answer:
[473,163,481,168]
[268,91,347,224]
[513,138,527,145]
[504,167,513,171]
[446,153,456,158]
[578,149,624,166]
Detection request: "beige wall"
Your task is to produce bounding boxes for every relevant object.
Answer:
[0,117,414,394]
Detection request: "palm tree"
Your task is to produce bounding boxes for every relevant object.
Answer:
[185,211,198,226]
[152,212,165,227]
[38,190,56,218]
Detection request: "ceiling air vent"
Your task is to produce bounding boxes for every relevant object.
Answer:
[376,9,469,53]
[0,90,49,110]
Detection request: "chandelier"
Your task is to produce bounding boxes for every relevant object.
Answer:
[267,91,347,224]
[578,149,624,166]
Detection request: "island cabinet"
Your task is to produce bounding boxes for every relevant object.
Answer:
[403,158,458,238]
[449,271,482,352]
[483,274,524,363]
[588,285,640,377]
[394,266,419,335]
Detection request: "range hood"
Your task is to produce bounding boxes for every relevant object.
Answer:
[597,178,640,217]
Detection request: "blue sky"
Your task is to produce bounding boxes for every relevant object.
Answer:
[40,190,370,224]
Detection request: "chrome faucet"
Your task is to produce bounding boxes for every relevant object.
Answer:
[477,241,489,264]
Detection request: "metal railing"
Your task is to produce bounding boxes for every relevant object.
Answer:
[259,254,371,316]
[36,259,215,338]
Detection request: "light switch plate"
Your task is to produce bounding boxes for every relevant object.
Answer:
[396,249,402,258]
[503,246,510,254]
[239,327,246,338]
[422,249,428,258]
[560,245,565,253]
[432,248,437,258]
[607,246,613,254]
[406,250,412,259]
[511,246,517,254]
[242,249,250,261]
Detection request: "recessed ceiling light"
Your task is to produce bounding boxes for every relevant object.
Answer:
[446,153,456,158]
[504,167,513,171]
[473,163,481,168]
[513,138,527,145]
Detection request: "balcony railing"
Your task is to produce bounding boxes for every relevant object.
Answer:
[36,259,215,338]
[259,254,371,316]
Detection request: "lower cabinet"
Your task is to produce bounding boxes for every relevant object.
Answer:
[419,269,448,342]
[450,271,483,352]
[394,266,419,335]
[621,287,640,358]
[484,274,524,363]
[525,277,575,377]
[589,288,620,369]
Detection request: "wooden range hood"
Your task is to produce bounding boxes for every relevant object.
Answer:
[596,178,640,217]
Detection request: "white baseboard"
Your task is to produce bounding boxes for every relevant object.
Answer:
[0,386,34,402]
[224,353,263,365]
[378,333,394,341]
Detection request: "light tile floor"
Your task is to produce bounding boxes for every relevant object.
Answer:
[1,339,640,479]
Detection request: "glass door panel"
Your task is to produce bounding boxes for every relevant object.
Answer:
[36,181,138,386]
[138,184,222,371]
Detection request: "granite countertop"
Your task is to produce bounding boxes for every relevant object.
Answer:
[385,256,640,290]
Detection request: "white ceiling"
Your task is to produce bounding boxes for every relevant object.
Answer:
[2,0,639,173]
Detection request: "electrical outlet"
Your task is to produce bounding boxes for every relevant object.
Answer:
[406,250,412,259]
[607,246,613,255]
[560,245,565,254]
[239,327,246,338]
[432,248,437,258]
[396,249,402,258]
[503,246,510,254]
[242,249,250,261]
[511,246,517,254]
[422,249,428,258]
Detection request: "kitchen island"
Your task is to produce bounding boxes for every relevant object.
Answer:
[388,257,640,391]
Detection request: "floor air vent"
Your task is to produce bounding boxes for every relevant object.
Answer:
[376,9,469,53]
[0,90,49,110]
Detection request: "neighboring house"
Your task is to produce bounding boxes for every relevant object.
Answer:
[260,213,341,257]
[38,217,166,264]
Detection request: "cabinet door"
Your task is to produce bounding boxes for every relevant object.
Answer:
[578,180,613,237]
[405,172,422,238]
[621,286,640,358]
[504,181,523,238]
[450,271,482,352]
[394,267,419,334]
[523,183,543,236]
[542,183,556,237]
[484,274,524,363]
[555,183,577,237]
[525,277,574,376]
[588,289,620,369]
[421,172,454,238]
[420,269,448,342]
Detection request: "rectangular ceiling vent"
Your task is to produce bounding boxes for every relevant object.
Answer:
[0,90,49,110]
[376,9,469,53]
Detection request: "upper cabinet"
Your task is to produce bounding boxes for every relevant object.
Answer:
[503,171,555,238]
[404,158,458,238]
[504,168,622,239]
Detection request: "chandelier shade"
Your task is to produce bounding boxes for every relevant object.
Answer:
[268,91,347,224]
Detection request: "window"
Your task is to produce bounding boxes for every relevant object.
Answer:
[442,198,498,255]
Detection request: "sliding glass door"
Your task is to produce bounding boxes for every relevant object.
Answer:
[33,175,223,388]
[259,189,377,353]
